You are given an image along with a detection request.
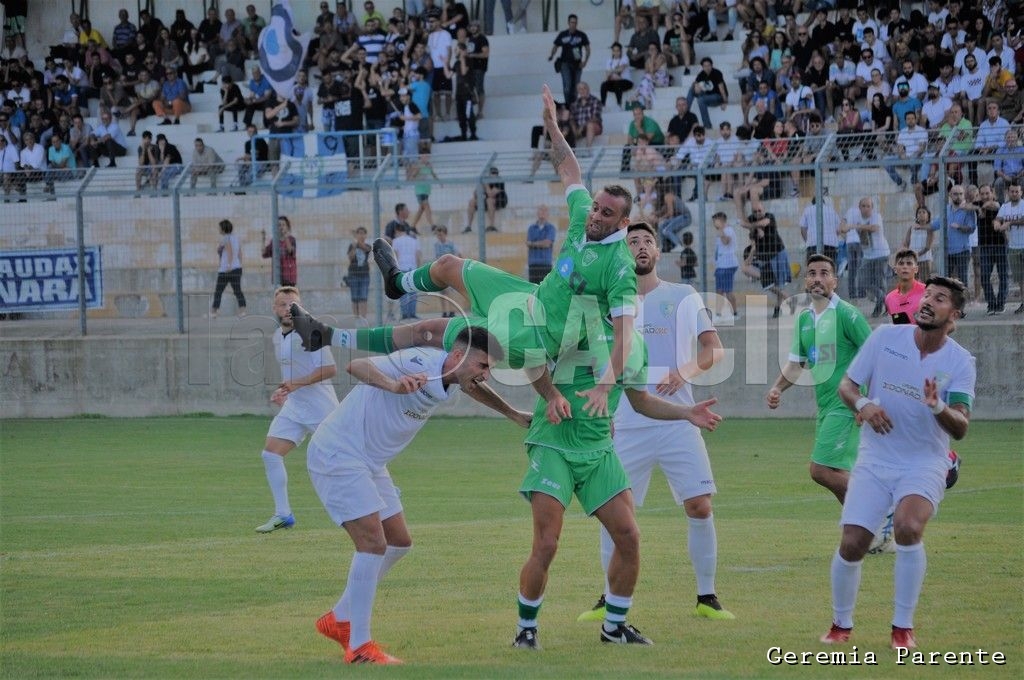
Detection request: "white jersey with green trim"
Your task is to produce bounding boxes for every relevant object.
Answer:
[846,325,975,468]
[614,281,714,430]
[274,328,339,425]
[308,348,457,472]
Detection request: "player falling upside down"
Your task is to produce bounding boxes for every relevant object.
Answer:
[293,84,723,649]
[255,286,339,533]
[822,276,976,651]
[310,326,530,665]
[578,221,735,624]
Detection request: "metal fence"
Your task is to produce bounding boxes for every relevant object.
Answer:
[3,126,1023,334]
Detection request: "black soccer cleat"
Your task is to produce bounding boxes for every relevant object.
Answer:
[372,238,405,300]
[600,622,654,645]
[290,302,333,351]
[512,627,540,649]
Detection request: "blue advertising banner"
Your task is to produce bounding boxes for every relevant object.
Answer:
[0,247,103,313]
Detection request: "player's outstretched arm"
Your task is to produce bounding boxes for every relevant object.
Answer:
[541,84,582,188]
[462,380,532,428]
[346,357,427,394]
[281,364,338,394]
[625,389,722,431]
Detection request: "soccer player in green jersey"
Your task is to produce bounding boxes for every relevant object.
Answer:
[765,254,873,504]
[371,84,638,417]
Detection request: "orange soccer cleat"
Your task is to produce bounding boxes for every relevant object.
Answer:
[820,623,852,644]
[315,611,350,652]
[344,640,404,664]
[891,626,917,650]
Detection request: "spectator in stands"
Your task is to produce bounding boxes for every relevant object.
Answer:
[865,67,891,105]
[783,70,816,131]
[600,43,633,108]
[138,9,166,50]
[408,142,439,229]
[157,27,184,76]
[613,0,635,44]
[141,51,165,83]
[135,130,158,192]
[170,9,196,52]
[82,51,116,102]
[525,205,557,284]
[50,76,81,119]
[124,69,159,137]
[958,53,986,123]
[99,74,131,122]
[740,57,773,125]
[800,195,841,263]
[741,200,792,319]
[626,15,661,70]
[426,15,453,119]
[920,81,952,129]
[182,29,213,92]
[315,19,346,73]
[189,137,225,190]
[154,132,184,190]
[243,66,274,128]
[864,92,892,160]
[452,38,478,140]
[77,18,107,51]
[687,57,729,128]
[662,11,692,74]
[85,108,127,167]
[992,78,1024,126]
[13,130,45,196]
[886,110,928,189]
[464,165,506,233]
[262,216,299,287]
[671,125,714,201]
[215,38,247,85]
[240,4,267,57]
[465,20,489,117]
[891,81,922,129]
[346,225,371,319]
[210,219,247,319]
[442,0,470,36]
[630,132,663,195]
[936,184,976,285]
[218,8,242,53]
[548,14,590,107]
[393,223,420,319]
[236,123,269,187]
[44,132,75,194]
[291,70,316,133]
[264,92,300,168]
[67,113,90,167]
[665,96,697,145]
[153,68,191,126]
[528,102,575,178]
[197,7,223,58]
[569,81,603,150]
[384,202,414,242]
[993,130,1024,203]
[0,135,17,200]
[110,9,138,63]
[57,12,83,64]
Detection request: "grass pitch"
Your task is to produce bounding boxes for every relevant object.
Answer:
[1,417,1021,679]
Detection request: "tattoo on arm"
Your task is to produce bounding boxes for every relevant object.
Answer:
[549,142,569,171]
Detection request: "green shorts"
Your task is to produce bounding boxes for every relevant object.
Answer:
[459,260,548,369]
[519,445,630,515]
[811,410,860,471]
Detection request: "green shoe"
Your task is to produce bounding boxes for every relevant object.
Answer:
[576,594,607,622]
[255,514,295,533]
[695,595,735,620]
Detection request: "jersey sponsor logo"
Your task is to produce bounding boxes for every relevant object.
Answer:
[541,478,562,491]
[641,323,669,336]
[403,409,428,420]
[881,380,923,400]
[557,257,574,278]
[883,346,910,361]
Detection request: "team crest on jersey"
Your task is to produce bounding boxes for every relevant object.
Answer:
[581,249,598,267]
[934,370,951,394]
[659,301,675,318]
[557,257,574,278]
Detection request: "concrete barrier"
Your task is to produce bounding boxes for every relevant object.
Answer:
[3,319,1020,420]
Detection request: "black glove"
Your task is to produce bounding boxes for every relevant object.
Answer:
[290,302,333,351]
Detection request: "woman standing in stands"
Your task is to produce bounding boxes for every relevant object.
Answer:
[210,219,247,318]
[262,216,298,287]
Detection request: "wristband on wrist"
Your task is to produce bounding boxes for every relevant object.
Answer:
[931,399,945,415]
[854,396,872,412]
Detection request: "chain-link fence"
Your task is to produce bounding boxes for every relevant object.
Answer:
[4,126,1024,334]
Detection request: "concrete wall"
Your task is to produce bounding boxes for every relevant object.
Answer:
[3,320,1021,420]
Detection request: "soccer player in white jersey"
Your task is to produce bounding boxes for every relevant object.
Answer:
[255,287,340,533]
[578,221,734,623]
[822,276,976,650]
[309,326,529,665]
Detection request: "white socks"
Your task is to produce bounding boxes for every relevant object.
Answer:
[340,552,384,650]
[893,542,926,629]
[688,514,718,596]
[830,549,863,629]
[261,450,290,517]
[598,524,614,596]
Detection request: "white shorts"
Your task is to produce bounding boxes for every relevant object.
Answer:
[307,442,403,526]
[841,459,946,533]
[267,413,318,446]
[613,424,716,506]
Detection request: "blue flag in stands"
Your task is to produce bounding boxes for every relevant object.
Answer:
[258,1,311,100]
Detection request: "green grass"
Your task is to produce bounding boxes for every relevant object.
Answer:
[1,417,1021,679]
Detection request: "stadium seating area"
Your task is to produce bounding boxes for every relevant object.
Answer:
[3,1,1023,321]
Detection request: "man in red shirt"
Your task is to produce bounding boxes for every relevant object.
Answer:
[884,249,926,324]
